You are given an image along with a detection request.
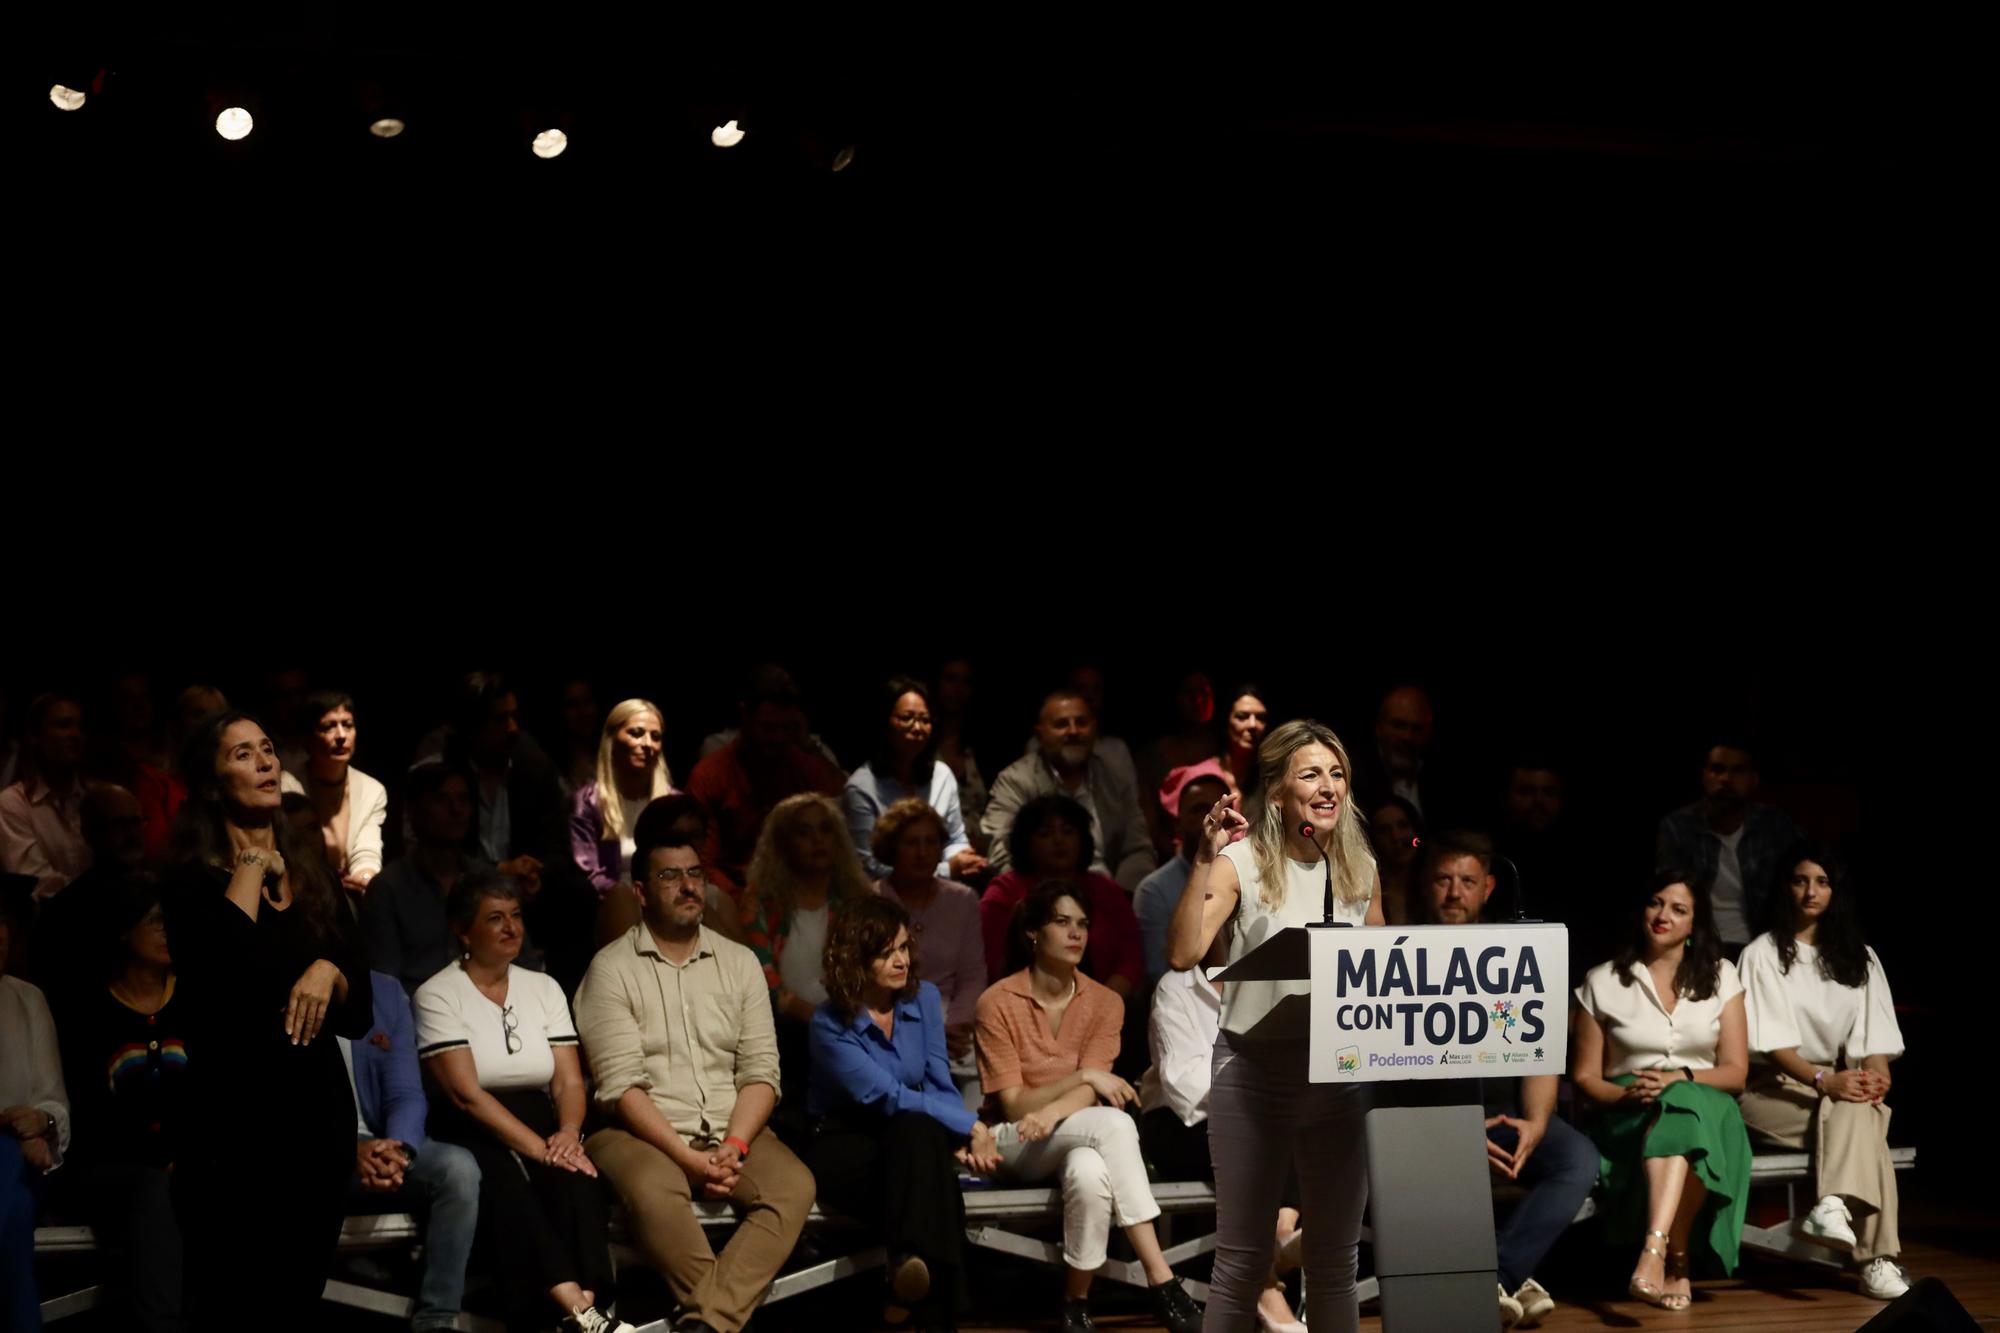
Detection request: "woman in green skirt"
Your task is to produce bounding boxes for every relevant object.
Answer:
[1571,869,1751,1311]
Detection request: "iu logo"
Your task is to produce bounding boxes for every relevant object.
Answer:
[1336,1046,1359,1074]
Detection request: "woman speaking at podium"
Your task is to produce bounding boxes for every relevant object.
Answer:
[1168,720,1383,1332]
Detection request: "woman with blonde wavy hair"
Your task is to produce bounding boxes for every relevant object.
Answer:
[567,699,674,898]
[742,793,877,1123]
[1168,719,1382,1333]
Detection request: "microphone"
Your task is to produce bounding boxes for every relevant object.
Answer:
[1300,820,1343,927]
[1493,853,1541,924]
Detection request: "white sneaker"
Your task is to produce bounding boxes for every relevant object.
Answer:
[1801,1194,1857,1248]
[1513,1277,1555,1326]
[562,1308,635,1333]
[1496,1283,1524,1327]
[1859,1257,1911,1300]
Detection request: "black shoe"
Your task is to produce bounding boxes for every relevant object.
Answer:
[1148,1276,1203,1333]
[1059,1298,1096,1333]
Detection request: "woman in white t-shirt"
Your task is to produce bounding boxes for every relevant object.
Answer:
[1168,719,1382,1333]
[1572,870,1751,1313]
[415,872,631,1333]
[1739,841,1909,1301]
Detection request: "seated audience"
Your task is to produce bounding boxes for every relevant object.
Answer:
[162,709,374,1328]
[344,970,484,1333]
[975,882,1202,1333]
[55,879,187,1333]
[698,664,845,770]
[932,658,990,855]
[1138,672,1219,853]
[873,799,985,1069]
[1132,765,1232,984]
[1366,795,1425,927]
[0,692,94,900]
[575,826,812,1333]
[30,784,149,999]
[1218,684,1272,797]
[1655,740,1801,954]
[1738,841,1909,1300]
[92,673,183,866]
[415,872,629,1333]
[418,672,566,895]
[809,896,1002,1330]
[1140,946,1305,1333]
[594,795,743,950]
[1420,832,1598,1329]
[1572,870,1751,1312]
[740,793,875,1129]
[688,667,845,886]
[569,698,675,897]
[288,691,389,892]
[979,795,1143,998]
[1,903,69,1333]
[365,764,497,996]
[550,678,602,798]
[843,676,983,882]
[987,689,1157,892]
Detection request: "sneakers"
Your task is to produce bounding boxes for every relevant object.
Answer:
[1801,1194,1858,1249]
[561,1308,634,1333]
[1496,1282,1525,1328]
[1148,1276,1204,1333]
[1058,1298,1097,1333]
[1513,1277,1555,1326]
[1859,1257,1911,1300]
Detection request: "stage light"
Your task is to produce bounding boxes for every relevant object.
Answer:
[216,107,253,140]
[370,118,406,138]
[831,145,855,172]
[532,128,568,159]
[711,119,745,148]
[50,85,87,112]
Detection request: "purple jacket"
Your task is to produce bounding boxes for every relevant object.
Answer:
[570,780,683,897]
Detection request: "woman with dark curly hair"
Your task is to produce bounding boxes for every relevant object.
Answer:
[1739,841,1909,1300]
[1571,869,1751,1313]
[808,895,1001,1330]
[162,710,374,1328]
[976,794,1142,996]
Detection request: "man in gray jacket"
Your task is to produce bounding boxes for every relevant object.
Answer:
[983,689,1158,892]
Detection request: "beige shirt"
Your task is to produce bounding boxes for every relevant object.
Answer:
[0,775,93,900]
[1574,957,1744,1078]
[573,923,781,1142]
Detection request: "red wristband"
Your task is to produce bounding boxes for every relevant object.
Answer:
[723,1135,750,1160]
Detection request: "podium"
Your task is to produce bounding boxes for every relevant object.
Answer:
[1211,922,1569,1331]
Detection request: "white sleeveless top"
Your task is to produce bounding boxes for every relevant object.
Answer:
[1218,838,1373,1040]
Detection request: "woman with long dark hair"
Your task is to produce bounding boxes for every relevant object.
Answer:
[1167,719,1381,1333]
[163,710,373,1328]
[843,676,984,883]
[1570,869,1751,1312]
[1739,841,1909,1300]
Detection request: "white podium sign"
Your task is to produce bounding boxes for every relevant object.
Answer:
[1307,924,1569,1083]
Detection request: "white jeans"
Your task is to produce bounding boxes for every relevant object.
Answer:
[999,1105,1162,1270]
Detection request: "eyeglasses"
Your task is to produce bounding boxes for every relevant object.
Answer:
[502,1004,521,1055]
[647,866,709,886]
[892,712,933,727]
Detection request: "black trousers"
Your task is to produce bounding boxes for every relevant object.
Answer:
[434,1088,615,1328]
[808,1110,968,1314]
[75,1161,185,1333]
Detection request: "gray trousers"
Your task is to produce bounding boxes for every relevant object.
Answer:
[1203,1034,1371,1333]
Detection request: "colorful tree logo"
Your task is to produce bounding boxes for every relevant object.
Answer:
[1491,999,1519,1044]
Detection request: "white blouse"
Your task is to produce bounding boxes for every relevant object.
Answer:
[1738,934,1904,1066]
[1217,838,1373,1040]
[1574,957,1744,1078]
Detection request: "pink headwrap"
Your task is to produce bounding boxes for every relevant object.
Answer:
[1159,758,1237,819]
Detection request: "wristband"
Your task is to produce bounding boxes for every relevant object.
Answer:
[723,1135,751,1160]
[1812,1069,1827,1093]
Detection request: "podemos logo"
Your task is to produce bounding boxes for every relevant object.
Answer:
[1336,1046,1360,1074]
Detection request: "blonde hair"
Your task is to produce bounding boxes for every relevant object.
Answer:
[747,792,876,915]
[596,698,673,844]
[1246,719,1376,911]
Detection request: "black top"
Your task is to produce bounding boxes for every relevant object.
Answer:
[160,864,372,1152]
[59,979,192,1170]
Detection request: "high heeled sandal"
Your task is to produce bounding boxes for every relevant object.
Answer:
[1661,1249,1693,1312]
[1628,1230,1671,1306]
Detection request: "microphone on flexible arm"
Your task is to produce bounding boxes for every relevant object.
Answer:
[1493,854,1542,924]
[1301,821,1351,928]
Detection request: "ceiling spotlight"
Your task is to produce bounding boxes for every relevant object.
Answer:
[215,107,253,141]
[50,85,87,112]
[532,128,568,159]
[370,118,406,139]
[711,119,745,148]
[831,145,855,172]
